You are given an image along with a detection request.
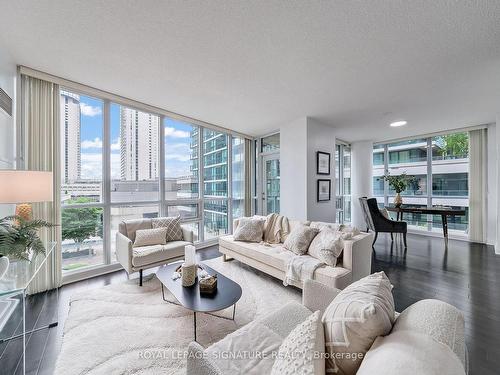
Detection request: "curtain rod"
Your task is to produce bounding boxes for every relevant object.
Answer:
[373,124,491,146]
[19,65,253,140]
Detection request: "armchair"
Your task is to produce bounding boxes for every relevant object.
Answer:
[359,197,407,247]
[115,218,194,285]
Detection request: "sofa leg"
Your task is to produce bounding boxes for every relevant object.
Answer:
[222,254,227,262]
[139,269,143,286]
[372,232,378,247]
[403,232,408,248]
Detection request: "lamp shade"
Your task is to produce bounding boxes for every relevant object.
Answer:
[0,170,53,203]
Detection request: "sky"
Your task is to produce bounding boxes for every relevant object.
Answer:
[78,95,194,180]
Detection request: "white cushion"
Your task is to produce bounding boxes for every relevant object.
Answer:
[271,310,325,375]
[133,227,167,247]
[206,321,282,375]
[308,228,344,266]
[357,331,466,375]
[322,271,395,374]
[233,217,265,242]
[310,221,340,231]
[391,299,466,367]
[132,241,190,267]
[282,219,310,242]
[283,226,319,255]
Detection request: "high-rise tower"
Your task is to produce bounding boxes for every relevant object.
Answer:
[60,91,81,183]
[119,108,159,181]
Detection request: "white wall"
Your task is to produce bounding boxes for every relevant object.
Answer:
[350,141,374,229]
[306,119,336,222]
[0,50,16,217]
[280,117,308,220]
[280,117,336,222]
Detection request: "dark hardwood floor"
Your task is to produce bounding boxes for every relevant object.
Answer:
[0,234,498,374]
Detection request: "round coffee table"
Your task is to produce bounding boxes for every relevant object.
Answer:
[156,261,242,341]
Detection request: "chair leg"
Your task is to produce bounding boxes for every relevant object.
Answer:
[390,233,394,241]
[372,232,378,247]
[403,232,408,248]
[139,269,143,286]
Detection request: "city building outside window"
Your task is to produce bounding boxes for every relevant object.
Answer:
[372,132,469,234]
[59,88,247,276]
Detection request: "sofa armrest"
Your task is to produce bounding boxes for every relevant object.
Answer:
[342,232,374,283]
[186,342,222,375]
[182,228,194,243]
[302,279,341,314]
[116,232,133,274]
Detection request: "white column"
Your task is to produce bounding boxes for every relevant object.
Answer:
[280,117,308,220]
[351,141,374,228]
[496,117,500,253]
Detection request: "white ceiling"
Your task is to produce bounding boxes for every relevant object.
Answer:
[1,1,500,141]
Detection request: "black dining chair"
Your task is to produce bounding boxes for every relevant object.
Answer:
[359,197,407,247]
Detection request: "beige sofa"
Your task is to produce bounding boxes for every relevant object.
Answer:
[187,279,467,375]
[116,218,193,285]
[218,218,374,290]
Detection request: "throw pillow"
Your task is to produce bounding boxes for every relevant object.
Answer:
[271,310,325,375]
[338,224,361,240]
[322,271,395,375]
[283,225,319,255]
[310,221,339,231]
[233,217,265,242]
[356,331,466,375]
[308,228,344,266]
[133,227,167,247]
[152,216,183,242]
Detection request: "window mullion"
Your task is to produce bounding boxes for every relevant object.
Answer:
[199,127,205,241]
[159,115,166,216]
[427,137,433,231]
[103,99,111,265]
[228,135,233,233]
[383,145,389,206]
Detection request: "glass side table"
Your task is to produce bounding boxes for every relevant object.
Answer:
[0,242,58,375]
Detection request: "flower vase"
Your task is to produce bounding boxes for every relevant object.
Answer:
[394,193,403,208]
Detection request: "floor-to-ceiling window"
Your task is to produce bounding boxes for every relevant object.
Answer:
[372,132,469,234]
[255,133,280,215]
[59,88,247,276]
[335,143,351,223]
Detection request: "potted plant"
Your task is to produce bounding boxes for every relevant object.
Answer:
[381,173,417,207]
[0,216,55,278]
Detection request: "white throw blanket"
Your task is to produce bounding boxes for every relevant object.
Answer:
[283,254,324,287]
[263,213,290,244]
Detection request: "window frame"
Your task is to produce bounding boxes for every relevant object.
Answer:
[60,87,247,282]
[373,133,469,234]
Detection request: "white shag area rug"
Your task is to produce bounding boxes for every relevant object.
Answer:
[55,257,301,375]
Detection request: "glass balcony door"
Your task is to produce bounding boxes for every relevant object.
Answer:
[262,155,280,215]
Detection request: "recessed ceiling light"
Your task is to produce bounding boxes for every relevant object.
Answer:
[390,120,407,127]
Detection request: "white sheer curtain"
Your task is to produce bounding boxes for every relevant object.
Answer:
[20,74,62,293]
[468,129,487,243]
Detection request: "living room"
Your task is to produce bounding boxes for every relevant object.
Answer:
[0,1,499,374]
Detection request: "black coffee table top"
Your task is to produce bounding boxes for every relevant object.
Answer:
[156,261,242,313]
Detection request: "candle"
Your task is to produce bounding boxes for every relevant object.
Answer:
[184,245,196,266]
